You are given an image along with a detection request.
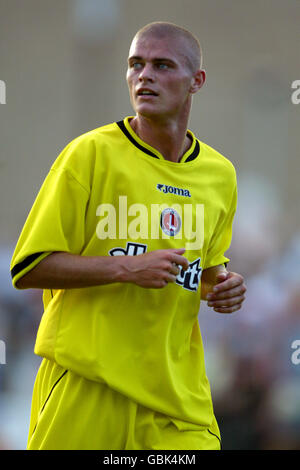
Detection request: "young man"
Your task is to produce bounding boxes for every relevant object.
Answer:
[10,22,246,450]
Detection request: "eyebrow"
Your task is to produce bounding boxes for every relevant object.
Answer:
[128,56,177,65]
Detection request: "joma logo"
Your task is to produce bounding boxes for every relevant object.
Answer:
[157,183,191,198]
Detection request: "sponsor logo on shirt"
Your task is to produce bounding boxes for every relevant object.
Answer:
[109,242,147,257]
[109,242,202,292]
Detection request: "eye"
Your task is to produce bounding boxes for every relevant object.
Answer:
[157,63,169,70]
[131,62,143,70]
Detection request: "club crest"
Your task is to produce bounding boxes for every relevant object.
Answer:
[160,208,181,237]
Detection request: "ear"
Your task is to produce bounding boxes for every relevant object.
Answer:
[190,69,206,94]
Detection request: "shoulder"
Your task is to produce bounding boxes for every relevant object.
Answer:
[198,139,237,183]
[199,140,236,172]
[58,121,119,156]
[47,121,120,190]
[51,121,120,170]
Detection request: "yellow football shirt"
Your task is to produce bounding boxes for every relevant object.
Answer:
[11,117,237,428]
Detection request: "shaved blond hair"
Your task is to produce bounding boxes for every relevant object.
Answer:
[133,21,203,73]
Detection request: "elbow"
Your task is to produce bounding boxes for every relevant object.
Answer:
[14,272,33,289]
[14,276,27,289]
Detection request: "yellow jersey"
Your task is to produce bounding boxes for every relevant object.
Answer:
[10,117,237,428]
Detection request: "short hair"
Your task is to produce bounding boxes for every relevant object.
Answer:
[132,21,203,73]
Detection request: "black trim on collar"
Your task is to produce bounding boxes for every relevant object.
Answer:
[116,120,159,159]
[116,120,200,163]
[185,140,200,163]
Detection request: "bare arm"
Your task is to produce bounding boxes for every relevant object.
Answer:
[16,249,189,290]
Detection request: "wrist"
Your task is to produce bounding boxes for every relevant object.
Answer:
[113,256,132,283]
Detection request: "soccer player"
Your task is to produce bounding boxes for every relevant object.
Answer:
[10,22,246,450]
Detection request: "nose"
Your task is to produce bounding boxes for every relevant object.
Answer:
[138,63,154,82]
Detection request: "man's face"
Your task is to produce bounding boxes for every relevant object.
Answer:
[126,35,196,120]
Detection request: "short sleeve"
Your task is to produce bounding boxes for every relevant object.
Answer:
[10,166,90,288]
[203,183,237,270]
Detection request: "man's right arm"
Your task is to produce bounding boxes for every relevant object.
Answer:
[16,249,189,290]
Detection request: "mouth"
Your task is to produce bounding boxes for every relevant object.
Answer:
[136,88,158,97]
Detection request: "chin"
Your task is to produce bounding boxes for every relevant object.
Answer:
[135,104,165,119]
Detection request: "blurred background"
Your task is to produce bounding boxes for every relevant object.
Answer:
[0,0,299,450]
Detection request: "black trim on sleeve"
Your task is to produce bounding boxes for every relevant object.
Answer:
[116,120,160,159]
[11,252,44,280]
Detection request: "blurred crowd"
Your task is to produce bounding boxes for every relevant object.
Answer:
[0,179,300,449]
[201,231,300,450]
[200,176,300,449]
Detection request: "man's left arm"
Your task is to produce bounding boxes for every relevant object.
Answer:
[201,264,246,314]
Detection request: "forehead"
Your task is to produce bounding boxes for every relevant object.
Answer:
[128,34,188,65]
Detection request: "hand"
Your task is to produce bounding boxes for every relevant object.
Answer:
[121,248,189,289]
[206,271,246,314]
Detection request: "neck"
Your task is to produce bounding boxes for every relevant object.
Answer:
[129,108,192,163]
